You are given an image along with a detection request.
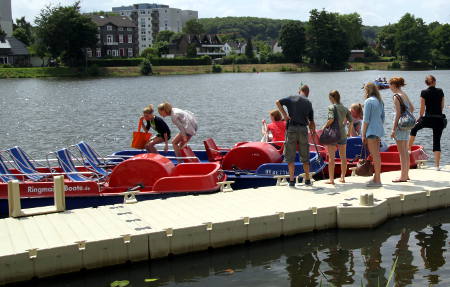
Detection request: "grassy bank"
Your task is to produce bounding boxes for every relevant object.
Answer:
[0,62,437,79]
[0,67,83,78]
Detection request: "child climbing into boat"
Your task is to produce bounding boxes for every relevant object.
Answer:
[157,102,198,159]
[140,105,171,153]
[261,110,286,149]
[349,103,363,136]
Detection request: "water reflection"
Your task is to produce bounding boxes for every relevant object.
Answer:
[11,208,450,287]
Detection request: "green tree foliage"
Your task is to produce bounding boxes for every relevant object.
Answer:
[12,17,33,46]
[377,24,397,55]
[183,19,205,35]
[140,58,153,75]
[337,13,365,49]
[140,47,158,58]
[199,17,292,41]
[430,23,450,58]
[306,9,350,69]
[245,38,254,58]
[279,21,305,63]
[394,13,430,61]
[156,30,175,42]
[152,41,169,56]
[186,43,197,57]
[0,27,6,38]
[29,39,50,66]
[35,2,97,67]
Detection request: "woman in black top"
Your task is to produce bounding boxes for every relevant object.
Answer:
[140,105,171,153]
[409,75,446,170]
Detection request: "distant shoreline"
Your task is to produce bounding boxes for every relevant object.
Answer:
[0,62,441,79]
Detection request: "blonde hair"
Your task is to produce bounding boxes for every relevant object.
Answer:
[157,102,172,114]
[350,103,363,117]
[270,110,282,121]
[143,104,154,114]
[389,77,406,88]
[329,90,341,104]
[364,82,383,103]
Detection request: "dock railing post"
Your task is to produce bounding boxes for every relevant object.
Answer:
[8,176,66,218]
[8,180,23,218]
[54,175,66,211]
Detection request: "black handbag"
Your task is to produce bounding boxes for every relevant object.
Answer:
[319,105,341,145]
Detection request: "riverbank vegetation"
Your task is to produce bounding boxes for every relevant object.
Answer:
[2,61,430,79]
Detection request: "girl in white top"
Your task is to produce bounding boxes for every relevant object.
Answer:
[158,102,198,158]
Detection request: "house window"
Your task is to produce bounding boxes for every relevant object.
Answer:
[86,48,92,58]
[128,35,133,43]
[112,50,119,57]
[107,35,113,44]
[107,49,111,56]
[96,48,101,57]
[119,27,123,31]
[0,57,8,64]
[128,48,133,57]
[127,27,133,31]
[107,25,112,31]
[141,37,146,41]
[119,48,125,57]
[141,31,146,35]
[140,10,145,14]
[119,34,124,43]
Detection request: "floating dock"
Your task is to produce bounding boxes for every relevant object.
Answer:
[1,167,450,285]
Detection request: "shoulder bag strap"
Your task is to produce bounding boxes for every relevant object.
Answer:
[394,94,406,113]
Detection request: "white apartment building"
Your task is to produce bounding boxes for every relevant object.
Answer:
[112,3,198,55]
[0,0,13,36]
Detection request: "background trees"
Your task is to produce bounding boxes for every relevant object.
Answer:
[12,17,34,46]
[278,21,305,63]
[306,9,350,69]
[183,19,205,34]
[394,13,430,61]
[35,2,97,67]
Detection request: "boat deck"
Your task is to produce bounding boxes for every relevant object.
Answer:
[1,167,450,284]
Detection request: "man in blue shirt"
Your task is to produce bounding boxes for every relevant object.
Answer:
[276,85,316,187]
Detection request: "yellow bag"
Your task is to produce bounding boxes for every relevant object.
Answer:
[131,119,151,149]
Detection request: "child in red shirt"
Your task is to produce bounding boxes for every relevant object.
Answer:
[262,110,286,149]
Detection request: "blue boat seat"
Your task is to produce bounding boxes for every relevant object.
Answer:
[55,148,91,182]
[74,141,110,177]
[0,153,17,183]
[6,146,45,181]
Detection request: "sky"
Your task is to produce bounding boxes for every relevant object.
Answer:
[10,0,450,26]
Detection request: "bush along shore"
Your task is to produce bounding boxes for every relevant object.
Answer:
[0,61,440,79]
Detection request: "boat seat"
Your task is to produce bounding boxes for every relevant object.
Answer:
[180,146,200,163]
[6,146,45,181]
[0,153,17,183]
[203,138,228,162]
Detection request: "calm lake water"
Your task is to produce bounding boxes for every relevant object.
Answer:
[1,70,449,163]
[1,71,450,286]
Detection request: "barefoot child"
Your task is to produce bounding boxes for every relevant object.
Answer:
[157,102,198,158]
[141,105,171,153]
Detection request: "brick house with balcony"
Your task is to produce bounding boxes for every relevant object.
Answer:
[168,34,225,58]
[89,15,138,58]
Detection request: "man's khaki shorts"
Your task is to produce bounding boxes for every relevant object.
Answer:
[284,125,309,164]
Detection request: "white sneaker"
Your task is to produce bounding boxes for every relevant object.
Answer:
[435,167,441,171]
